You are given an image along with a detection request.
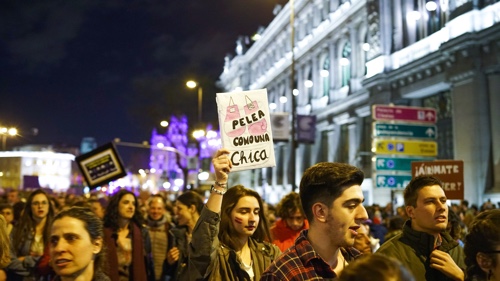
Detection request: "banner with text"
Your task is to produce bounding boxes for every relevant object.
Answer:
[411,160,464,199]
[216,89,276,172]
[297,115,316,144]
[271,113,290,141]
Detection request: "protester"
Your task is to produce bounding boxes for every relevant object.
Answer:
[261,161,368,280]
[164,191,204,280]
[270,192,308,252]
[88,198,106,220]
[0,215,11,281]
[352,223,373,255]
[376,175,465,281]
[463,209,500,281]
[103,189,154,281]
[181,148,281,280]
[383,216,405,243]
[338,254,415,281]
[6,189,54,281]
[145,194,173,281]
[49,207,110,281]
[7,190,21,205]
[0,203,14,234]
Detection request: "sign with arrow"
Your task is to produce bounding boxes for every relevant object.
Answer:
[375,174,412,188]
[374,123,437,139]
[375,157,433,171]
[373,105,437,123]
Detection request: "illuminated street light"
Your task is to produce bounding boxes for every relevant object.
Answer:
[186,80,203,123]
[160,120,169,127]
[0,127,18,151]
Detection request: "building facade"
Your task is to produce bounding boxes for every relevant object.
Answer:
[218,0,500,206]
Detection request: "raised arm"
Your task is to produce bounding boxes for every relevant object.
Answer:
[205,148,232,212]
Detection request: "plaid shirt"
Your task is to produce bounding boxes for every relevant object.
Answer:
[260,230,361,281]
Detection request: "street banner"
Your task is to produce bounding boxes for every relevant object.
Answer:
[216,89,276,172]
[373,139,438,156]
[271,113,290,141]
[75,142,127,189]
[373,105,437,123]
[411,160,464,199]
[297,115,316,144]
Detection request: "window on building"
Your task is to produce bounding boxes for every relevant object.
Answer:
[319,130,330,162]
[341,42,351,87]
[337,124,349,163]
[358,116,372,177]
[423,91,454,159]
[322,56,330,97]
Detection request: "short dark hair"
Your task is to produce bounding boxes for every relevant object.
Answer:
[403,175,443,207]
[299,162,364,222]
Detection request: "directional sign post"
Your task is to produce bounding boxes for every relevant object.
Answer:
[373,139,438,156]
[373,105,437,123]
[374,123,437,139]
[375,157,434,171]
[375,174,412,188]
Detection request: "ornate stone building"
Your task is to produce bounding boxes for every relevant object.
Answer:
[218,0,500,206]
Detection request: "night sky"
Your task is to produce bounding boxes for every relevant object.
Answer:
[0,0,287,164]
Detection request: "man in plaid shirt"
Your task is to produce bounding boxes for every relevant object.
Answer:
[261,162,368,280]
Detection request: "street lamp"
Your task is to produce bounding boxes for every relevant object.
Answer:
[289,0,298,191]
[0,127,18,151]
[186,80,203,123]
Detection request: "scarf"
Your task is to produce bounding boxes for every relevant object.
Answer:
[104,223,147,281]
[146,215,167,228]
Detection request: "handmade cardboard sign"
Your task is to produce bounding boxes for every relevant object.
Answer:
[216,89,276,172]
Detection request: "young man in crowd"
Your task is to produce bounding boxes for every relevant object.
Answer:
[261,162,368,280]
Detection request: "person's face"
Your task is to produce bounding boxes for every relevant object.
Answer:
[323,184,368,248]
[175,201,195,226]
[8,191,19,204]
[285,209,305,231]
[118,194,136,220]
[0,208,14,224]
[148,199,165,221]
[353,224,372,254]
[31,194,50,220]
[50,216,102,279]
[230,196,260,238]
[406,185,448,236]
[90,202,105,219]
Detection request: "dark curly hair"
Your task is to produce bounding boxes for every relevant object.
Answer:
[103,189,144,229]
[464,209,500,281]
[275,192,304,219]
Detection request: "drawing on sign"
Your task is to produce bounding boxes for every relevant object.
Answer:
[387,143,394,151]
[387,160,395,169]
[397,143,404,152]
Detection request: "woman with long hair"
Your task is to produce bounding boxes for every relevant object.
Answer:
[6,189,54,281]
[165,191,204,280]
[464,209,500,281]
[49,207,109,281]
[187,148,281,280]
[103,189,154,281]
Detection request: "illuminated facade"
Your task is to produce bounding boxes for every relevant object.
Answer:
[218,0,500,205]
[0,151,75,192]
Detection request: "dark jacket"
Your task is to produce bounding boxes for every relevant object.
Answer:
[163,225,189,281]
[51,271,111,281]
[376,220,465,281]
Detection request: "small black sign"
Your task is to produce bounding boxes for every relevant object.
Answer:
[75,142,127,189]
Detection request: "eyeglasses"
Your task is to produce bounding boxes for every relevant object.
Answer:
[31,201,49,207]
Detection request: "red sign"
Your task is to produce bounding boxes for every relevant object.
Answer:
[373,105,437,123]
[411,160,464,199]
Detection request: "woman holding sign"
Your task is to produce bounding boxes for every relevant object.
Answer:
[185,148,280,280]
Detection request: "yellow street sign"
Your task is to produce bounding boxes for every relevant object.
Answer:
[372,139,438,156]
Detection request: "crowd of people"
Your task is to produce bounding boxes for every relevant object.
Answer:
[0,148,499,281]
